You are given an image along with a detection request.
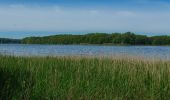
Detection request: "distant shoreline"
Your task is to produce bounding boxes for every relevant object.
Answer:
[1,43,170,46]
[1,32,170,45]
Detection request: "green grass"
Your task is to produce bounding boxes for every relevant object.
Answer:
[0,56,170,100]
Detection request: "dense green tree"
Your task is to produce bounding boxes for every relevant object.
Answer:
[151,36,170,45]
[135,35,148,45]
[0,38,21,44]
[21,32,170,45]
[112,33,122,44]
[121,32,136,44]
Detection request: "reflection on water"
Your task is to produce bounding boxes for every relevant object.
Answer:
[0,44,170,60]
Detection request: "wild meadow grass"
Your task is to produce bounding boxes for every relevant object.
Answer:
[0,56,170,100]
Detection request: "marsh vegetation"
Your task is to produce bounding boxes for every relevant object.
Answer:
[0,56,170,99]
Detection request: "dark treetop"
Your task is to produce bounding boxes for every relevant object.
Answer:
[0,38,21,44]
[1,32,170,45]
[21,32,170,45]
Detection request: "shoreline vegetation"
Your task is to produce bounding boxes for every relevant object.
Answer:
[1,56,170,99]
[0,32,170,45]
[0,38,20,44]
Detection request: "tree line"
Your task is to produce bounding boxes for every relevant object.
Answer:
[0,38,21,44]
[22,32,170,45]
[1,32,170,45]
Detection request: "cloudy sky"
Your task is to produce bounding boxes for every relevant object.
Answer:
[0,0,170,38]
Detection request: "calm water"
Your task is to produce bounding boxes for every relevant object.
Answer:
[0,44,170,59]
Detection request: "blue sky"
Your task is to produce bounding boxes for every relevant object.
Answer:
[0,0,170,38]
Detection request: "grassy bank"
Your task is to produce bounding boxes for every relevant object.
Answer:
[0,56,170,100]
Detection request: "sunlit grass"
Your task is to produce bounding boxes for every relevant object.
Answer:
[0,56,170,99]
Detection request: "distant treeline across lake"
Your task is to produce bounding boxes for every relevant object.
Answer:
[0,38,20,44]
[1,32,170,45]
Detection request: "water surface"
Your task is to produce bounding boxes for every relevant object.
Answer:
[0,44,170,60]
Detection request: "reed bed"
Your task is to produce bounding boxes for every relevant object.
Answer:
[0,56,170,100]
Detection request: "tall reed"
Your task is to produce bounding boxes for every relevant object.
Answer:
[0,56,170,100]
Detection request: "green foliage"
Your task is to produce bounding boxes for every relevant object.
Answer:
[0,56,170,99]
[83,33,112,44]
[151,36,170,45]
[0,38,21,44]
[22,32,170,45]
[1,32,169,45]
[135,35,149,45]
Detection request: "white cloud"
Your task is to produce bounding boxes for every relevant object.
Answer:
[0,5,170,34]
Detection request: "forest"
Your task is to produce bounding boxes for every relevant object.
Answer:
[22,32,170,45]
[0,38,21,44]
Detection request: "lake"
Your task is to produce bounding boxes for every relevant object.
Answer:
[0,44,170,60]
